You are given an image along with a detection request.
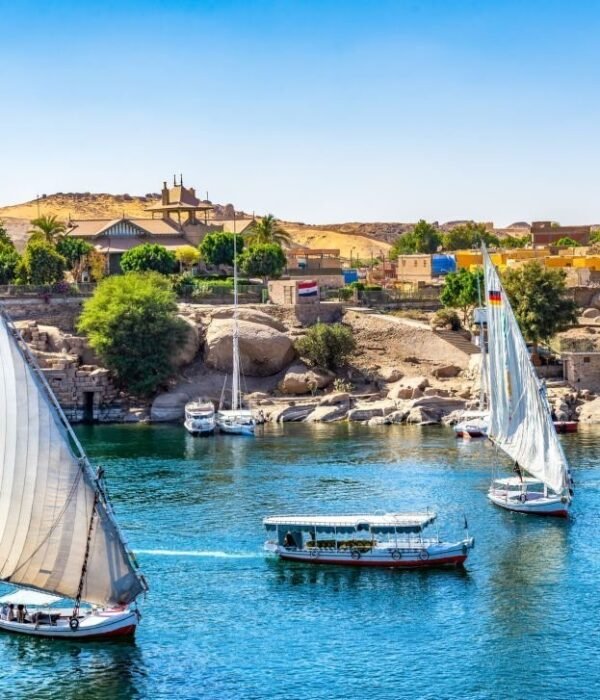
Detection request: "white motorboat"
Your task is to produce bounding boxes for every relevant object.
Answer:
[0,308,147,640]
[215,230,256,436]
[184,398,216,435]
[453,411,489,439]
[482,245,574,516]
[264,512,474,569]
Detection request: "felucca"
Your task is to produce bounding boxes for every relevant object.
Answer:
[482,246,574,517]
[0,308,147,639]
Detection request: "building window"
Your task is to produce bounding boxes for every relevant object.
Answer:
[584,357,591,363]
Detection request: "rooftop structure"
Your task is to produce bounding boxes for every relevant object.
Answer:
[146,175,214,224]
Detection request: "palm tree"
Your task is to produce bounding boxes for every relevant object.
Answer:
[28,215,67,244]
[245,214,292,247]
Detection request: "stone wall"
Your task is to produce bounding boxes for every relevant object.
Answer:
[0,297,84,331]
[562,351,600,392]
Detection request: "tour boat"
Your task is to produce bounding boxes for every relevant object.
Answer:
[184,398,216,435]
[215,232,256,436]
[482,246,574,516]
[0,308,148,640]
[263,512,474,568]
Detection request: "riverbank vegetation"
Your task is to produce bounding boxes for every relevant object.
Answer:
[78,272,188,396]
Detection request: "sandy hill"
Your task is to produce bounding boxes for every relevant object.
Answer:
[0,192,394,259]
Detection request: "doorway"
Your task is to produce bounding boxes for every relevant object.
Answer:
[83,392,95,424]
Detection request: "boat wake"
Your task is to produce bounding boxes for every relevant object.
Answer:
[134,549,262,559]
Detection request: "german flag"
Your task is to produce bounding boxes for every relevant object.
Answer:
[488,290,502,305]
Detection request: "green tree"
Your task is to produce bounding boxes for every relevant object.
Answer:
[21,240,66,284]
[28,215,66,244]
[500,234,531,249]
[175,245,200,270]
[0,246,20,284]
[77,272,189,396]
[245,214,291,247]
[590,230,600,245]
[56,237,93,270]
[502,262,577,349]
[440,267,484,324]
[442,222,499,251]
[295,322,356,370]
[199,232,244,267]
[555,236,579,248]
[120,243,177,274]
[389,220,441,259]
[0,220,14,249]
[237,243,286,283]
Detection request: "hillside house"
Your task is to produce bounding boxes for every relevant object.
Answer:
[66,177,254,274]
[285,247,344,287]
[531,221,590,246]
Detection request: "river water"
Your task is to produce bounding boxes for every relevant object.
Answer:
[1,422,599,700]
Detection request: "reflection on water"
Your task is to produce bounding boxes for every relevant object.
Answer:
[1,422,599,700]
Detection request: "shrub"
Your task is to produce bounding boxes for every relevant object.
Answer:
[364,284,383,291]
[431,308,462,331]
[333,377,353,393]
[21,241,66,285]
[0,245,20,284]
[172,273,196,297]
[295,322,356,370]
[349,281,365,290]
[338,287,353,301]
[77,272,189,396]
[120,244,177,274]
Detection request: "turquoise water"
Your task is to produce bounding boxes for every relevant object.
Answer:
[1,422,599,700]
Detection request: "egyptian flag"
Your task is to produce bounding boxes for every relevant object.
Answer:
[298,280,319,297]
[488,290,502,306]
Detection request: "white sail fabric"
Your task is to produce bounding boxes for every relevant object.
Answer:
[483,247,571,495]
[0,312,145,606]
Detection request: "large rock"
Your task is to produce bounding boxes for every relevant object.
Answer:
[387,376,430,400]
[377,367,403,383]
[210,307,286,332]
[172,316,201,368]
[205,319,295,377]
[271,404,316,422]
[582,307,600,319]
[151,390,191,422]
[347,400,396,422]
[319,392,351,406]
[432,365,461,379]
[577,397,600,423]
[406,407,438,425]
[278,362,334,395]
[305,405,348,422]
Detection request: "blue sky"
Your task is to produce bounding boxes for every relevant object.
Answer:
[1,0,600,224]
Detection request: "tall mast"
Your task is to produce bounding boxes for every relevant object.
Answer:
[231,216,240,411]
[476,273,487,412]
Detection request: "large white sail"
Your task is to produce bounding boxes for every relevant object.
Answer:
[483,246,572,495]
[0,310,146,606]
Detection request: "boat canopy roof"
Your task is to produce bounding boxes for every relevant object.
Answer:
[217,409,254,418]
[493,476,544,486]
[263,513,436,534]
[0,589,63,606]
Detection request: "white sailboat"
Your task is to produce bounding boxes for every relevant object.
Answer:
[215,232,256,436]
[482,246,574,517]
[0,308,148,639]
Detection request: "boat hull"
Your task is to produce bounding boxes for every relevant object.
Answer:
[217,423,255,436]
[267,540,473,569]
[184,419,215,436]
[487,490,569,517]
[553,421,578,434]
[0,610,138,641]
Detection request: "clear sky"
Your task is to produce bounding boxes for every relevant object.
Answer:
[1,0,599,225]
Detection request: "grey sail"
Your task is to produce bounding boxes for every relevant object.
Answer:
[482,246,572,496]
[0,310,145,606]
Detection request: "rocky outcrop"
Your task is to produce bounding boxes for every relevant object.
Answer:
[387,376,430,400]
[432,365,461,379]
[305,405,348,422]
[205,318,295,376]
[319,392,350,406]
[347,399,396,422]
[173,316,201,368]
[577,396,600,423]
[278,362,334,395]
[209,307,286,332]
[150,390,192,422]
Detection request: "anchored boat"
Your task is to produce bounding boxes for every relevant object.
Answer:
[0,308,147,640]
[482,246,574,517]
[184,398,216,436]
[263,512,474,568]
[215,230,256,436]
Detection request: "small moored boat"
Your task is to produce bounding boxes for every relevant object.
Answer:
[453,411,489,439]
[263,512,474,568]
[184,398,216,436]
